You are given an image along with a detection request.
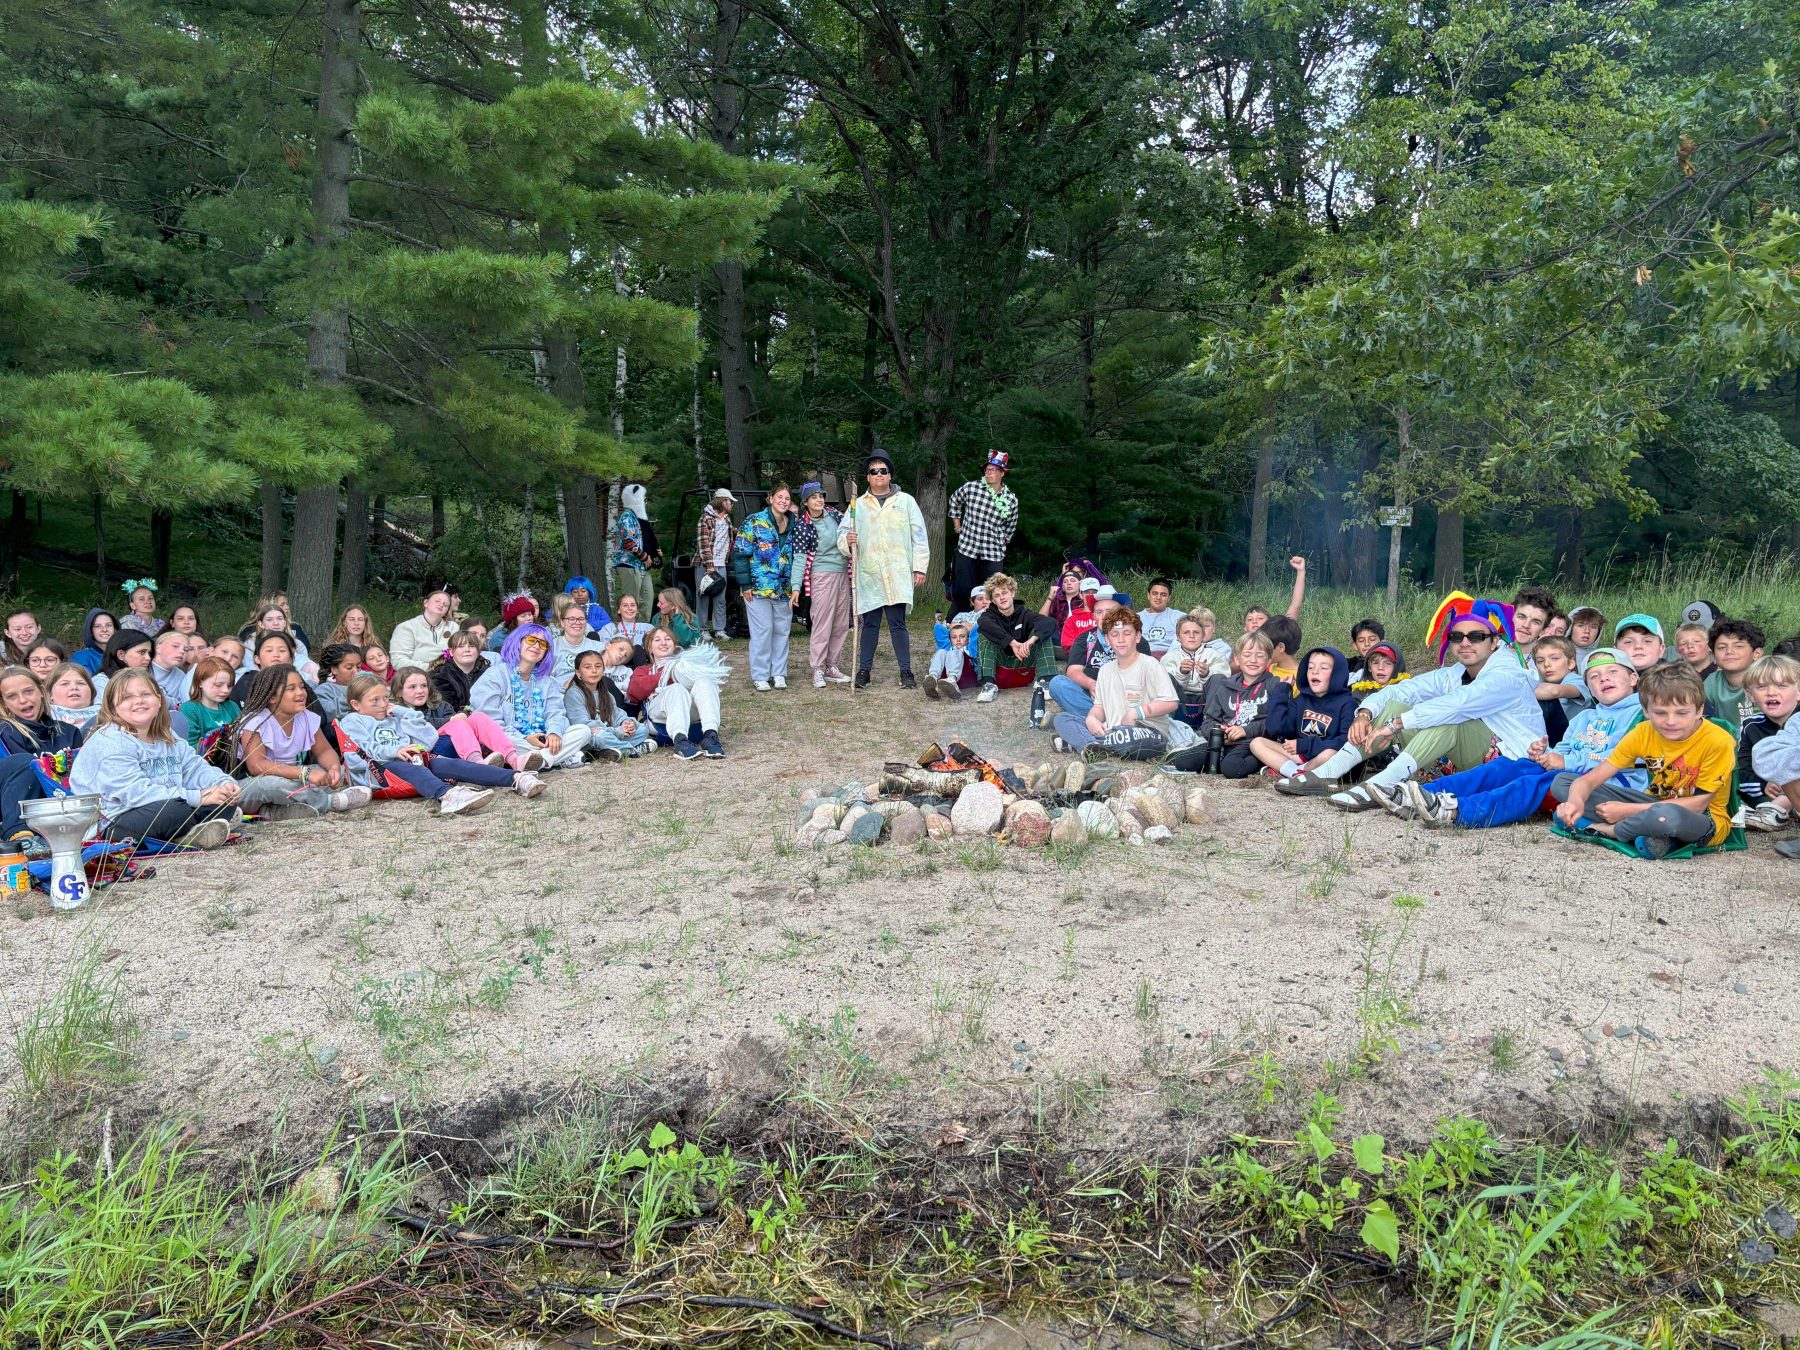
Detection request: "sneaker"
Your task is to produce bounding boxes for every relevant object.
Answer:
[976,682,999,703]
[813,669,827,689]
[439,785,495,816]
[8,829,50,861]
[1378,783,1413,818]
[854,671,872,689]
[1272,771,1337,797]
[179,819,231,851]
[773,676,788,690]
[517,750,550,772]
[754,680,772,692]
[924,676,942,700]
[329,785,373,813]
[482,751,508,767]
[941,678,962,702]
[824,668,852,684]
[673,734,702,761]
[1744,802,1791,832]
[1051,735,1072,754]
[260,801,321,822]
[898,672,917,690]
[1633,834,1672,861]
[1401,780,1458,826]
[591,746,626,763]
[513,771,547,798]
[701,730,726,759]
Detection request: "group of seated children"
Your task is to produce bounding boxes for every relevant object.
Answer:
[1,578,730,857]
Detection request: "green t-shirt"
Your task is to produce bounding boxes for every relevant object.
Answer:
[180,699,241,750]
[1702,669,1755,738]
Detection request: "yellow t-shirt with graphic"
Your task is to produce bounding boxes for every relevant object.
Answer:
[1603,720,1737,845]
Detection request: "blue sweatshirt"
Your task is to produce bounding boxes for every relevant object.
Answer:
[67,724,232,826]
[1553,692,1646,790]
[1275,646,1361,759]
[336,708,440,785]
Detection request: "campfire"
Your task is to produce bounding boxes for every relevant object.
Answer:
[797,739,1216,852]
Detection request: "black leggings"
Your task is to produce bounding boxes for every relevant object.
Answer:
[857,604,914,676]
[111,799,237,844]
[1165,740,1261,778]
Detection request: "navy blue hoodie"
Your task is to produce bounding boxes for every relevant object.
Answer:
[1275,646,1360,758]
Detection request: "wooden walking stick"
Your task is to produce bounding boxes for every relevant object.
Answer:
[846,474,860,695]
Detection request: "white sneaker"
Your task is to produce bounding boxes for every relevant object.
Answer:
[976,683,999,703]
[824,668,852,684]
[513,771,547,799]
[482,751,508,767]
[754,680,772,692]
[329,786,373,812]
[1051,735,1072,754]
[179,819,231,850]
[772,676,788,689]
[813,669,827,689]
[517,750,550,771]
[439,785,495,816]
[1745,802,1791,832]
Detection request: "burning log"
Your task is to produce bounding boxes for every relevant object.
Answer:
[881,740,1030,799]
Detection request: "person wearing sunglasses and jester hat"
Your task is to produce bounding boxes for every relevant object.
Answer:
[1274,592,1546,813]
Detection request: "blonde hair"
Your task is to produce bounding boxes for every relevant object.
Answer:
[1744,654,1800,691]
[327,604,374,645]
[1187,605,1217,626]
[242,592,290,633]
[1233,630,1274,658]
[0,667,48,746]
[95,670,176,743]
[983,571,1017,595]
[346,672,389,706]
[656,588,696,630]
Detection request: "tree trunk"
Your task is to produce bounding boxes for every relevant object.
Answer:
[1247,406,1277,584]
[0,490,28,589]
[603,480,623,604]
[1433,507,1464,590]
[430,493,446,542]
[292,0,360,637]
[1385,407,1410,610]
[709,0,758,494]
[566,475,606,583]
[260,482,284,593]
[1554,508,1584,585]
[340,475,369,597]
[149,508,174,582]
[518,484,535,591]
[93,496,106,587]
[370,493,387,572]
[857,298,880,456]
[915,421,951,598]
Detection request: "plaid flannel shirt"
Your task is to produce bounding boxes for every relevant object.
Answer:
[948,479,1019,560]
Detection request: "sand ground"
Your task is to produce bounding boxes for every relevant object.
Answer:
[6,639,1798,1159]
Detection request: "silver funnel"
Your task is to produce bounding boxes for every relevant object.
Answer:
[21,793,102,911]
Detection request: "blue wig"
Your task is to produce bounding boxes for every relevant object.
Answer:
[564,575,612,633]
[501,622,555,678]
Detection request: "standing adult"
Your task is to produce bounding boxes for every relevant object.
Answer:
[389,589,458,670]
[790,482,852,687]
[694,488,736,640]
[839,451,929,690]
[948,451,1020,614]
[613,483,661,613]
[734,484,797,691]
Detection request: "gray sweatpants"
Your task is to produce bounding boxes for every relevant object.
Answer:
[1549,773,1713,846]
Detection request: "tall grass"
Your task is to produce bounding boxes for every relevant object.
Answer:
[0,1129,420,1345]
[11,943,138,1103]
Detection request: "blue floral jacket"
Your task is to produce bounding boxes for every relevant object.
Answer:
[733,509,796,599]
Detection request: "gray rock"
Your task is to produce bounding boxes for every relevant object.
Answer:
[1546,1046,1564,1063]
[1062,761,1088,792]
[314,1045,340,1066]
[812,828,846,850]
[1050,813,1088,847]
[1741,1236,1777,1267]
[809,801,843,831]
[1636,1025,1659,1042]
[1766,1204,1797,1240]
[1144,825,1174,845]
[1735,981,1750,995]
[925,812,953,841]
[889,805,926,846]
[848,812,885,846]
[170,1029,191,1043]
[1579,1029,1598,1045]
[950,781,1005,836]
[1076,800,1117,839]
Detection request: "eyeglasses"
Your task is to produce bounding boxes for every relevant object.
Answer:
[1446,629,1494,645]
[867,467,891,475]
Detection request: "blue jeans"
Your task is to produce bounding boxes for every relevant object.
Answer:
[1052,711,1096,751]
[1046,674,1092,720]
[1431,757,1552,829]
[384,751,517,799]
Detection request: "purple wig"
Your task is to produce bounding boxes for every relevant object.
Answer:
[501,622,554,678]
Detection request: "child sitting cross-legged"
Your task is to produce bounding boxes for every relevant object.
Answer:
[1247,646,1358,781]
[392,665,531,768]
[1552,662,1736,861]
[469,624,591,769]
[564,646,653,761]
[68,671,241,850]
[339,673,544,816]
[1738,654,1799,833]
[1163,629,1292,776]
[1402,647,1641,828]
[1162,615,1232,731]
[232,664,372,820]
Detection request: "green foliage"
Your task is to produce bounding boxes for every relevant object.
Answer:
[11,942,138,1102]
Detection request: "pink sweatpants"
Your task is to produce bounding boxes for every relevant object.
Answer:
[436,711,518,763]
[808,569,852,673]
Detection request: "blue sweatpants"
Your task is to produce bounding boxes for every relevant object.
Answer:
[1431,756,1553,829]
[381,743,517,799]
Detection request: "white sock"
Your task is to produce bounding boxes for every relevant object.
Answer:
[1368,751,1420,790]
[1279,759,1301,777]
[1314,745,1365,780]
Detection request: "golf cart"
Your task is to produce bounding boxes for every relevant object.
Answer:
[661,484,847,637]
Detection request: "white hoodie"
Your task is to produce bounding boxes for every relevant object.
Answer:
[1393,646,1546,759]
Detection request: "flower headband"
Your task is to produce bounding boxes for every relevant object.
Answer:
[121,578,159,596]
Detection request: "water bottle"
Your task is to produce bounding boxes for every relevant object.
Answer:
[1029,681,1046,729]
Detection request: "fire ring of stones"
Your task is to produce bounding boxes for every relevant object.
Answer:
[793,740,1215,851]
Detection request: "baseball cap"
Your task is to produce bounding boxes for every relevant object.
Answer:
[710,487,737,502]
[969,584,986,599]
[1614,613,1664,640]
[1079,578,1101,594]
[1583,646,1633,671]
[1094,584,1116,600]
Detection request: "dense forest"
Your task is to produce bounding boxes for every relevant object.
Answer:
[1,0,1796,630]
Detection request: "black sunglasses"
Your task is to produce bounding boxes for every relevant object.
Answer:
[867,467,892,475]
[1446,628,1494,644]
